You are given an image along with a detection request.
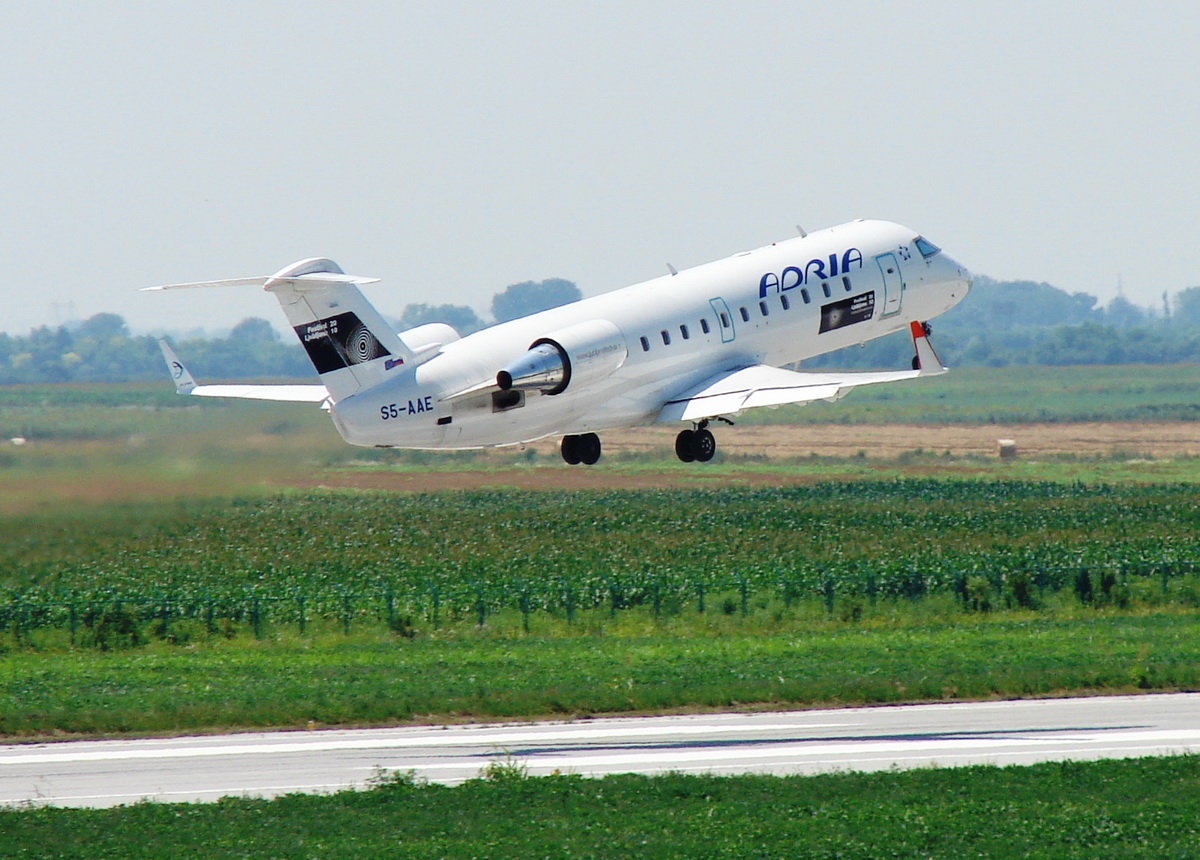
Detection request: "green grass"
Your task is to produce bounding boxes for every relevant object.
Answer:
[3,611,1199,736]
[4,757,1200,858]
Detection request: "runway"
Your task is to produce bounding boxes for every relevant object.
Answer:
[2,693,1198,808]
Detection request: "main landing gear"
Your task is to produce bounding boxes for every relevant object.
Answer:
[675,418,729,463]
[561,432,601,466]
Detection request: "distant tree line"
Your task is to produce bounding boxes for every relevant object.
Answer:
[807,276,1200,370]
[0,278,583,384]
[3,275,1199,384]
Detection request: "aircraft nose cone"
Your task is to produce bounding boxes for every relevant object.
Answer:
[939,253,972,294]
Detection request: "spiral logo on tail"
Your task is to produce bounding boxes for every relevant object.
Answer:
[347,325,382,364]
[294,312,393,374]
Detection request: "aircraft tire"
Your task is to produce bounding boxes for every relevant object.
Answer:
[693,428,716,462]
[579,433,602,465]
[675,429,696,463]
[561,435,582,465]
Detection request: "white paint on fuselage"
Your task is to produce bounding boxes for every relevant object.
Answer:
[331,220,970,449]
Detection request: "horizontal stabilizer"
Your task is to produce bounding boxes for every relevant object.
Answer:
[148,258,407,401]
[143,273,380,292]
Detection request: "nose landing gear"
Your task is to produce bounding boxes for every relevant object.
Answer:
[560,433,601,465]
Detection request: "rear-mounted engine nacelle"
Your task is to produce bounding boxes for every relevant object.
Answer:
[496,319,628,395]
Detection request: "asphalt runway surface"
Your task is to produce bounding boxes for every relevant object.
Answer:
[3,693,1198,808]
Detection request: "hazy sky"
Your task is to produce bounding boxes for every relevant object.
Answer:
[2,1,1197,335]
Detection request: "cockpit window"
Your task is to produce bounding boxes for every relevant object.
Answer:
[914,236,941,259]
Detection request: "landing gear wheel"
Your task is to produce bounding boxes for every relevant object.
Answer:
[693,428,716,462]
[675,429,696,463]
[561,435,581,465]
[579,433,602,466]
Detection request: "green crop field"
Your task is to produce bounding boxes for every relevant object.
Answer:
[5,482,1200,634]
[2,481,1200,735]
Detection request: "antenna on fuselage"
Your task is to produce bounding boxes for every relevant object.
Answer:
[666,263,678,276]
[795,225,808,238]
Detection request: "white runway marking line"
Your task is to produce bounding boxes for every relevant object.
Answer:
[0,783,351,805]
[0,721,850,766]
[380,729,1200,773]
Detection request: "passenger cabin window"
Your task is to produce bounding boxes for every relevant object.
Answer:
[914,236,941,259]
[821,282,831,298]
[780,294,790,310]
[801,288,810,304]
[661,330,671,345]
[720,312,730,328]
[739,306,750,322]
[700,318,711,334]
[759,301,769,317]
[680,324,690,340]
[843,276,852,291]
[640,336,650,352]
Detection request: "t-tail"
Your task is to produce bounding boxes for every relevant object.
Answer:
[146,258,413,402]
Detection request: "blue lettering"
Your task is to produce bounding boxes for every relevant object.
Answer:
[781,266,803,292]
[760,250,862,300]
[382,399,434,420]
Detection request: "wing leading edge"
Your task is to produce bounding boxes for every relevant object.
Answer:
[657,321,945,423]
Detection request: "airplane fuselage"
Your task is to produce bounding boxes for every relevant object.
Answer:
[329,220,970,449]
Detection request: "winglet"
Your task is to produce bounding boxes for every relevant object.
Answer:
[910,321,947,376]
[158,339,197,394]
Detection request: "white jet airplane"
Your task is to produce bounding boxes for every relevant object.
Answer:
[149,219,970,464]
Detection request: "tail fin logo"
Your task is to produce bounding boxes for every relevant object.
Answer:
[295,312,392,374]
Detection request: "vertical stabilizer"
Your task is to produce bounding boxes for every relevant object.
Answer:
[263,258,414,400]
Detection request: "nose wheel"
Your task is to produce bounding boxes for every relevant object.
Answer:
[561,433,601,465]
[675,426,716,462]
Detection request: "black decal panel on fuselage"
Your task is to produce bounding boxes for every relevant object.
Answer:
[819,291,875,334]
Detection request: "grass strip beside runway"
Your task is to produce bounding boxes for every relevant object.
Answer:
[2,611,1199,736]
[3,756,1199,858]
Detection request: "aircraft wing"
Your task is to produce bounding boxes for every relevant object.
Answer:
[180,384,330,403]
[158,340,330,406]
[657,321,944,423]
[656,364,921,422]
